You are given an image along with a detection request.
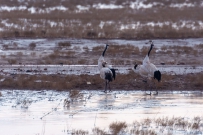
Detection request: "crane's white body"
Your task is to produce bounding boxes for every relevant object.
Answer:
[98,55,113,81]
[133,55,158,79]
[133,41,161,95]
[100,67,113,80]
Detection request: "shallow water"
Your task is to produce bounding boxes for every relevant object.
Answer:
[1,38,203,50]
[0,90,203,135]
[1,64,203,76]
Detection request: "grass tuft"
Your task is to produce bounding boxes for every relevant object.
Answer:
[92,127,106,135]
[109,121,127,135]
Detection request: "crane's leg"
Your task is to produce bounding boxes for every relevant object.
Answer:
[104,81,107,93]
[143,79,148,95]
[154,80,158,95]
[149,80,152,96]
[143,78,151,96]
[108,82,111,92]
[142,79,147,94]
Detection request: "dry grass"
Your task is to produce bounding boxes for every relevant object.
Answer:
[0,42,202,65]
[174,117,188,129]
[0,74,102,90]
[109,121,127,135]
[1,0,203,39]
[142,118,152,127]
[196,44,203,49]
[66,115,203,134]
[0,71,203,90]
[29,42,36,50]
[7,59,17,64]
[159,45,200,58]
[69,90,83,101]
[92,45,150,58]
[58,41,71,48]
[130,129,157,135]
[186,73,203,88]
[41,50,76,64]
[71,129,89,135]
[92,127,106,135]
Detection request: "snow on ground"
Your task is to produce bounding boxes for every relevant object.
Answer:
[0,1,202,12]
[1,19,203,31]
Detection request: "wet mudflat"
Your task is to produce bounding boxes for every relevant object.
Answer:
[0,90,203,135]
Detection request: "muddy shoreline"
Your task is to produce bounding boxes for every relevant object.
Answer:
[0,71,203,91]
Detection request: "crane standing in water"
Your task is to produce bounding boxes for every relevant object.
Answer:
[98,45,116,93]
[133,41,161,95]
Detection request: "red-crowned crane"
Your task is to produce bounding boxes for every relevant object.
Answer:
[133,41,161,95]
[98,45,116,93]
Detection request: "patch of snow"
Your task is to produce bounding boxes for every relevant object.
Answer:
[130,1,163,9]
[28,6,68,14]
[130,1,152,9]
[1,20,20,29]
[49,6,67,11]
[93,3,123,9]
[27,7,36,13]
[0,6,27,11]
[47,21,57,27]
[170,3,195,8]
[99,21,114,29]
[76,5,90,11]
[0,6,68,13]
[119,21,203,30]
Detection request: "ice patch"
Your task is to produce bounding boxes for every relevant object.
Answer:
[93,3,123,9]
[76,5,90,11]
[0,6,27,11]
[170,3,195,8]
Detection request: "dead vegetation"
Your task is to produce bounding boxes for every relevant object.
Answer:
[0,41,202,65]
[71,129,89,135]
[69,90,83,101]
[29,42,36,50]
[66,116,203,134]
[58,41,71,48]
[44,44,203,65]
[1,0,203,39]
[109,121,127,135]
[92,127,107,135]
[0,71,203,91]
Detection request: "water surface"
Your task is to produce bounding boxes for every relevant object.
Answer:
[0,90,203,135]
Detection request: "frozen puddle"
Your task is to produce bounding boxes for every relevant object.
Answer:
[0,90,203,135]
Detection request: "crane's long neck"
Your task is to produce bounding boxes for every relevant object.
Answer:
[148,44,153,56]
[102,45,108,56]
